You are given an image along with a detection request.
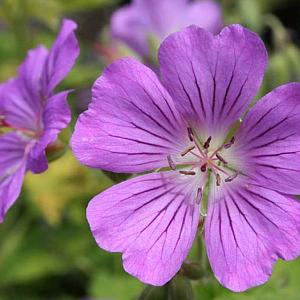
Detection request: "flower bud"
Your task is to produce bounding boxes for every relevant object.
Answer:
[102,171,131,183]
[168,274,194,300]
[182,260,203,280]
[46,139,67,162]
[146,33,160,66]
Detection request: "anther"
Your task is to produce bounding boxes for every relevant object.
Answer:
[181,145,195,157]
[179,170,196,176]
[225,172,239,183]
[196,187,202,204]
[200,163,207,172]
[203,136,212,149]
[216,153,227,164]
[216,173,221,186]
[0,115,6,127]
[187,127,194,142]
[167,155,176,170]
[224,136,235,149]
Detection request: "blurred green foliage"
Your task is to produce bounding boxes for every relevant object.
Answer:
[0,0,300,299]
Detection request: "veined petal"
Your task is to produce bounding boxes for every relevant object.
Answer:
[1,78,42,133]
[18,45,48,112]
[43,19,79,96]
[205,178,300,292]
[0,132,29,222]
[1,20,78,132]
[6,45,48,131]
[87,171,200,286]
[28,91,71,174]
[234,83,300,194]
[71,58,188,173]
[159,25,267,136]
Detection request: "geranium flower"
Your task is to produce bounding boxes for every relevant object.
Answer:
[0,19,79,222]
[71,25,300,291]
[111,0,223,57]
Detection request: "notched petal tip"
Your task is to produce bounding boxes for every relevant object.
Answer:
[159,23,268,133]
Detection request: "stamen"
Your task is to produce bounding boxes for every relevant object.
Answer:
[190,151,201,158]
[224,136,235,149]
[200,163,207,172]
[181,145,195,157]
[196,187,202,204]
[216,153,227,164]
[203,136,212,149]
[167,155,176,170]
[0,116,7,127]
[179,170,196,176]
[225,172,239,183]
[216,173,221,186]
[187,127,194,142]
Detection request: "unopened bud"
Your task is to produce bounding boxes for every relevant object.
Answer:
[46,139,67,162]
[103,171,130,183]
[182,260,203,280]
[168,274,194,300]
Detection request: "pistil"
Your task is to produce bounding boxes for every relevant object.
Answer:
[167,128,239,188]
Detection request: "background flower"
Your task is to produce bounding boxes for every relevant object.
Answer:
[111,0,223,58]
[0,19,79,222]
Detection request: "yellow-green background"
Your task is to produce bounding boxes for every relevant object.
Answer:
[0,0,300,299]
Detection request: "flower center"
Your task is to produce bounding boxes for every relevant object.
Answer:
[167,127,239,186]
[0,115,37,138]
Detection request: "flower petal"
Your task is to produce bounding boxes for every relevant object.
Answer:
[0,133,28,222]
[136,0,187,38]
[87,171,200,286]
[1,77,43,132]
[158,25,267,135]
[205,179,300,292]
[43,19,79,95]
[71,58,187,173]
[235,83,300,194]
[111,0,222,57]
[182,0,223,35]
[18,45,48,110]
[111,2,150,56]
[28,91,71,174]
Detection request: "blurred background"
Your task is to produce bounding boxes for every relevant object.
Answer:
[0,0,300,299]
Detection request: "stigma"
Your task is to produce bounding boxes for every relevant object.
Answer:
[167,127,239,187]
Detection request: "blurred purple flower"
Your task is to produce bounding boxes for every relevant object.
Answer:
[111,0,223,57]
[72,25,300,291]
[0,19,79,222]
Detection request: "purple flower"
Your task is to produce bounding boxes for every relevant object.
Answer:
[71,25,300,291]
[111,0,223,57]
[0,19,79,222]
